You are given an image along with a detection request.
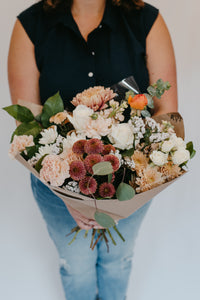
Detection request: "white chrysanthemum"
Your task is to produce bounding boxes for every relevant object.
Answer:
[172,149,190,165]
[39,126,58,145]
[108,123,134,150]
[161,140,175,153]
[150,150,168,166]
[170,135,186,150]
[39,144,59,156]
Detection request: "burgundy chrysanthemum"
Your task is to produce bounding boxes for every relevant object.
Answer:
[102,144,116,155]
[84,154,103,174]
[84,138,104,154]
[79,176,97,195]
[72,140,87,154]
[69,160,86,181]
[99,182,116,198]
[103,154,120,172]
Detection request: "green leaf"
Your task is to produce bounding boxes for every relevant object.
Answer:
[147,86,156,97]
[41,92,64,127]
[125,90,135,101]
[35,154,48,172]
[121,148,134,157]
[141,110,151,118]
[116,182,135,201]
[92,161,113,176]
[11,121,41,142]
[3,105,34,122]
[25,145,40,159]
[190,150,196,159]
[108,174,112,183]
[144,93,154,109]
[94,211,115,228]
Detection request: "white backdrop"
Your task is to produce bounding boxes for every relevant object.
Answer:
[0,1,200,299]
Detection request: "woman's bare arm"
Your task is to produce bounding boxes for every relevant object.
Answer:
[7,19,102,229]
[146,13,178,115]
[8,19,41,105]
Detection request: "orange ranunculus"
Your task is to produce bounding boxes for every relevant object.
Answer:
[128,94,148,110]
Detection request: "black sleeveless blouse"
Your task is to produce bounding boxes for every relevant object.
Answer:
[17,0,159,111]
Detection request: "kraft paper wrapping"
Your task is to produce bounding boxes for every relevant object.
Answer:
[15,100,186,220]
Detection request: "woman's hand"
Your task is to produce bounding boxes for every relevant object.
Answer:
[66,204,103,230]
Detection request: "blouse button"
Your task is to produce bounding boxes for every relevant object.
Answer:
[88,72,94,77]
[91,51,95,56]
[99,24,102,29]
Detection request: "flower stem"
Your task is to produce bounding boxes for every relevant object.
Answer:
[90,229,96,249]
[65,226,80,237]
[68,228,82,245]
[107,228,117,245]
[113,225,125,242]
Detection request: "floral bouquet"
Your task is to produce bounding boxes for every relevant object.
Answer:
[3,77,195,250]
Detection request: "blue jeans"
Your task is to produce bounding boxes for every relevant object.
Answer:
[30,174,152,300]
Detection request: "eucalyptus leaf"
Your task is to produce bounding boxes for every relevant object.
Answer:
[141,110,151,118]
[116,182,135,201]
[147,86,156,97]
[144,93,154,109]
[41,92,64,127]
[11,121,41,142]
[3,105,34,122]
[92,161,113,176]
[94,211,115,228]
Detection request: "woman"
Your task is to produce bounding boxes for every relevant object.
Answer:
[8,0,178,299]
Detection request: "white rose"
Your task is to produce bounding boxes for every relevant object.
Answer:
[67,105,94,132]
[150,150,168,166]
[161,140,175,153]
[170,135,186,150]
[172,149,190,165]
[108,123,134,150]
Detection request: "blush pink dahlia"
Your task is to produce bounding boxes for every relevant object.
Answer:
[71,86,116,111]
[9,135,34,159]
[72,139,87,154]
[99,182,115,198]
[84,138,104,154]
[69,161,86,181]
[84,154,103,174]
[79,176,97,195]
[102,144,116,155]
[103,154,120,172]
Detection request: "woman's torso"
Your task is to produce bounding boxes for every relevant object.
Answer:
[17,0,159,110]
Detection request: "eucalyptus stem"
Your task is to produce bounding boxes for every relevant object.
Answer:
[65,226,80,237]
[113,225,125,242]
[84,230,89,238]
[91,232,103,250]
[90,229,96,249]
[102,230,109,253]
[107,228,117,246]
[68,228,82,245]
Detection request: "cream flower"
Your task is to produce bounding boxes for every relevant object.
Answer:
[39,125,58,145]
[67,105,94,133]
[171,149,190,165]
[85,116,112,138]
[108,123,134,150]
[49,111,68,124]
[40,154,70,187]
[161,140,175,153]
[150,150,168,166]
[9,135,34,159]
[160,161,182,180]
[71,86,116,111]
[136,166,164,193]
[170,135,186,150]
[131,150,149,173]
